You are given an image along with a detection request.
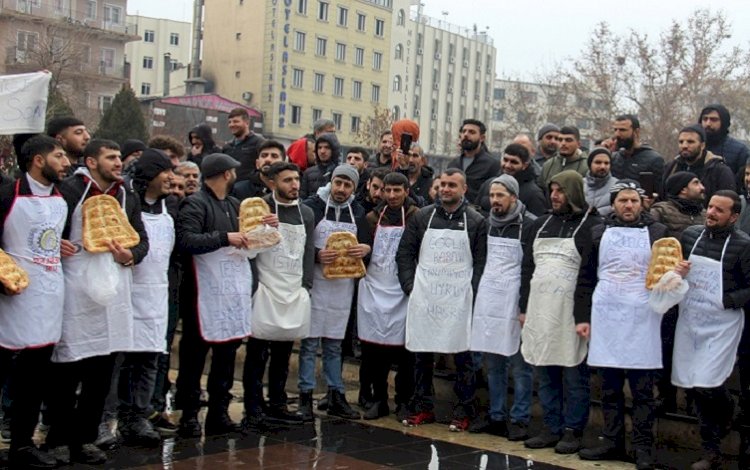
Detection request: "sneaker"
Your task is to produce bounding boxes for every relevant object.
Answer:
[149,412,178,435]
[204,411,241,435]
[70,443,107,465]
[403,411,435,427]
[507,421,529,441]
[579,436,625,461]
[94,422,118,451]
[524,427,561,449]
[449,417,470,432]
[177,416,202,438]
[395,404,410,423]
[554,428,582,454]
[119,417,161,447]
[9,445,57,468]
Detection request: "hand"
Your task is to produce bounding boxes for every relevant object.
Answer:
[318,249,338,264]
[674,260,691,278]
[191,143,203,156]
[643,194,657,210]
[60,239,78,257]
[519,313,526,328]
[261,214,279,228]
[601,137,617,152]
[395,149,408,169]
[108,240,133,265]
[347,243,371,258]
[576,323,590,339]
[227,232,249,248]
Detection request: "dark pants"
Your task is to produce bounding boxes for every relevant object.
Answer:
[242,337,293,413]
[118,351,159,421]
[658,308,678,408]
[150,301,180,414]
[599,367,657,450]
[359,342,415,406]
[693,384,734,453]
[536,363,590,434]
[174,310,241,417]
[0,346,53,451]
[411,351,476,416]
[45,353,117,448]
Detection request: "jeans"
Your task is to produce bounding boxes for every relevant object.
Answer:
[298,337,343,393]
[485,350,533,424]
[536,362,590,434]
[118,352,159,421]
[243,337,293,413]
[599,367,657,450]
[694,384,735,453]
[411,351,476,416]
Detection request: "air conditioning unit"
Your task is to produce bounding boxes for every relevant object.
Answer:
[414,110,421,117]
[461,89,467,96]
[474,93,480,100]
[241,91,253,101]
[463,60,469,67]
[449,56,455,64]
[433,83,439,90]
[434,52,441,60]
[431,113,437,120]
[417,48,423,55]
[476,65,481,71]
[415,78,421,85]
[446,115,452,122]
[448,87,453,93]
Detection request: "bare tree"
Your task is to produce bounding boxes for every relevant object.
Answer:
[355,104,393,149]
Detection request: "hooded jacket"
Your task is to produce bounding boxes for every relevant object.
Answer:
[187,124,221,167]
[663,150,735,202]
[610,145,665,196]
[699,104,750,175]
[300,133,341,199]
[396,165,434,207]
[475,165,548,217]
[538,150,588,188]
[447,146,501,203]
[585,171,618,216]
[287,134,314,172]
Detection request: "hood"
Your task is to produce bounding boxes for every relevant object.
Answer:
[699,104,731,135]
[315,132,341,166]
[604,210,655,228]
[515,164,536,184]
[188,123,217,149]
[550,170,586,213]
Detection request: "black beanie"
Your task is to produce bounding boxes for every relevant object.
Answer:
[679,124,706,143]
[134,148,174,183]
[665,171,697,197]
[587,147,611,169]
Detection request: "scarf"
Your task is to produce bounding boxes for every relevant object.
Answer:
[489,200,525,229]
[669,195,704,216]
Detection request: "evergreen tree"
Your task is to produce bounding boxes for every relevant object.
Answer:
[95,84,149,144]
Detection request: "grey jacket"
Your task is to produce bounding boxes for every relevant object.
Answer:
[584,172,617,216]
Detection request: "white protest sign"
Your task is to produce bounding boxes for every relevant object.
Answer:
[0,71,51,134]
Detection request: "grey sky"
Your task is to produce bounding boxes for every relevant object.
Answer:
[127,0,750,79]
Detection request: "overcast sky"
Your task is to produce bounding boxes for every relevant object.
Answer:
[127,0,750,79]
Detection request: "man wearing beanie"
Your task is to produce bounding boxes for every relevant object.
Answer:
[301,132,341,199]
[534,124,560,170]
[520,170,601,454]
[121,139,147,171]
[584,148,618,216]
[664,124,735,203]
[469,174,535,441]
[539,126,588,188]
[609,114,665,195]
[297,164,372,420]
[575,180,668,469]
[699,104,750,176]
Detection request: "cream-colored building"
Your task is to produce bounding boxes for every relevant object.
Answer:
[126,14,191,97]
[202,0,393,145]
[386,0,416,123]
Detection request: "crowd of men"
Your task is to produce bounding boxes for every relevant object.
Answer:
[0,103,749,470]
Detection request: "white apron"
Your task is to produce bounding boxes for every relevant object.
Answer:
[357,207,408,346]
[672,232,744,388]
[0,180,67,350]
[309,200,357,339]
[588,226,662,369]
[52,182,135,363]
[470,229,523,356]
[252,197,311,341]
[521,212,589,367]
[130,200,174,352]
[406,210,473,354]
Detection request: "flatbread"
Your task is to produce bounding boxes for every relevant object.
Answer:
[82,194,140,253]
[646,237,683,290]
[323,232,366,279]
[0,249,29,295]
[240,197,270,233]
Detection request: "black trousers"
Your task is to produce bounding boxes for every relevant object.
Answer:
[174,310,241,417]
[242,337,293,413]
[45,353,117,448]
[658,308,679,407]
[150,301,180,414]
[359,342,414,406]
[118,351,159,420]
[411,351,476,416]
[599,367,657,451]
[0,345,53,451]
[693,384,734,453]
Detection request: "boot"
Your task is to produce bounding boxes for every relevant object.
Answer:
[297,391,314,422]
[178,411,202,438]
[204,409,241,435]
[317,390,330,411]
[363,401,390,420]
[327,390,361,419]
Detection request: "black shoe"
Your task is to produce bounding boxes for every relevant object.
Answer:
[467,414,489,433]
[94,422,118,451]
[554,428,582,454]
[204,411,241,435]
[327,390,361,419]
[266,404,305,425]
[507,421,529,441]
[241,410,267,432]
[70,443,107,465]
[149,412,178,435]
[524,427,561,449]
[486,419,508,437]
[579,437,625,461]
[45,445,70,466]
[363,401,390,420]
[9,446,57,468]
[317,392,329,411]
[358,392,374,410]
[395,403,410,422]
[177,415,202,438]
[297,392,314,422]
[119,417,161,447]
[635,447,656,470]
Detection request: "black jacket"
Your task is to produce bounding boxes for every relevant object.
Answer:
[663,151,736,202]
[611,145,665,196]
[232,172,272,201]
[475,165,548,217]
[447,147,501,203]
[222,133,264,182]
[263,193,316,290]
[177,186,240,254]
[699,104,750,175]
[187,123,221,167]
[396,166,434,207]
[396,200,488,295]
[574,213,668,323]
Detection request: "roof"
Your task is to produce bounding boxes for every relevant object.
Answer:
[155,94,261,118]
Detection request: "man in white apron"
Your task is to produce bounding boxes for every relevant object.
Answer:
[46,116,90,172]
[174,153,253,438]
[520,170,600,454]
[0,136,69,468]
[298,165,372,420]
[357,172,418,421]
[396,168,488,431]
[672,191,750,470]
[575,180,668,469]
[243,158,315,428]
[469,175,535,441]
[45,139,149,465]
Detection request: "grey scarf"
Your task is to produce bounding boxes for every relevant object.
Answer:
[489,200,526,228]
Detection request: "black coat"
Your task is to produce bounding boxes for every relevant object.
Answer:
[475,165,547,217]
[222,133,264,182]
[611,145,665,196]
[447,147,501,203]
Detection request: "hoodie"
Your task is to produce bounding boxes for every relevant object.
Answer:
[187,124,221,167]
[300,133,341,198]
[699,104,750,175]
[663,150,736,203]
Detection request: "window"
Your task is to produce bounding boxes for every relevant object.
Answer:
[291,105,302,125]
[85,1,96,19]
[350,116,361,133]
[395,44,403,60]
[53,0,65,13]
[142,56,153,69]
[98,95,113,111]
[103,4,122,24]
[297,0,307,14]
[313,73,324,93]
[392,106,400,120]
[144,30,154,42]
[335,42,346,61]
[170,33,179,46]
[371,84,380,103]
[292,68,304,88]
[317,1,328,21]
[357,13,366,31]
[375,19,385,37]
[294,31,305,52]
[333,77,344,97]
[332,112,342,131]
[141,82,151,95]
[352,80,362,100]
[312,108,322,122]
[354,47,364,66]
[16,30,38,54]
[100,47,114,68]
[397,9,405,26]
[493,88,505,100]
[315,37,326,56]
[393,75,401,92]
[337,6,347,26]
[81,44,91,64]
[373,51,382,71]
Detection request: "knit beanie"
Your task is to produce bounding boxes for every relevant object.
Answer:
[665,171,697,197]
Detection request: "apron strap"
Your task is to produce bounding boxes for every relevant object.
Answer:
[534,214,553,242]
[571,209,590,237]
[689,229,732,264]
[426,208,437,229]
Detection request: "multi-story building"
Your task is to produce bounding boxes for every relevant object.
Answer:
[0,0,138,127]
[202,0,394,146]
[126,14,191,97]
[386,0,416,124]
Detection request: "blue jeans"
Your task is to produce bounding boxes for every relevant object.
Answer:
[298,337,344,393]
[536,363,590,434]
[485,351,533,424]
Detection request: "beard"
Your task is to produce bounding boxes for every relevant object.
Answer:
[41,163,62,184]
[277,187,298,201]
[616,136,634,150]
[461,140,479,152]
[704,127,722,146]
